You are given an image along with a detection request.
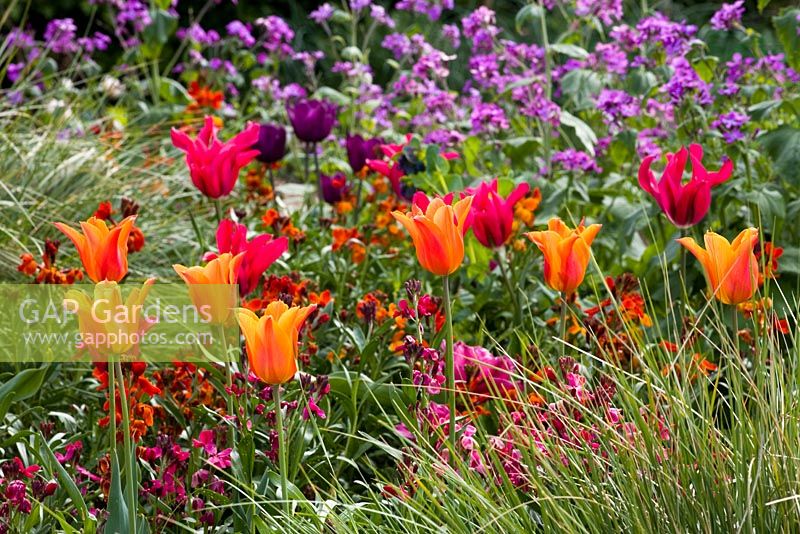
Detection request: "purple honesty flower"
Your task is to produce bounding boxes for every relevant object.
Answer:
[712,111,749,143]
[396,0,454,21]
[226,20,255,47]
[552,149,602,173]
[462,6,499,52]
[596,89,640,130]
[44,19,78,54]
[350,0,371,11]
[382,33,412,59]
[662,57,712,105]
[710,1,745,31]
[177,23,220,45]
[370,5,395,28]
[637,13,697,57]
[255,16,294,57]
[470,102,509,134]
[575,0,623,27]
[588,42,629,75]
[442,24,461,48]
[310,3,334,23]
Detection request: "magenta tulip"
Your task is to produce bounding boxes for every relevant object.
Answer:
[171,116,261,199]
[203,219,288,296]
[638,144,733,228]
[466,179,530,249]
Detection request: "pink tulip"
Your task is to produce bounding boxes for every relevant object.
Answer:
[465,179,530,248]
[171,116,261,199]
[638,144,733,228]
[203,219,288,296]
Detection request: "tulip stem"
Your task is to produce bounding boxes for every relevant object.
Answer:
[267,166,276,196]
[214,199,223,224]
[219,325,237,448]
[497,249,521,324]
[560,293,568,357]
[114,361,137,533]
[442,274,456,452]
[304,144,310,185]
[108,358,117,453]
[732,307,740,358]
[273,384,290,516]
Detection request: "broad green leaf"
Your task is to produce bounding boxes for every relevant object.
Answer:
[560,110,597,155]
[559,69,602,110]
[515,4,544,35]
[549,43,589,59]
[773,9,800,71]
[759,126,800,185]
[38,435,95,534]
[105,451,129,534]
[0,366,48,421]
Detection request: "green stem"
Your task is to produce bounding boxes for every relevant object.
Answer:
[273,384,290,516]
[219,325,236,448]
[114,361,137,533]
[214,198,223,224]
[108,359,117,454]
[497,249,521,324]
[267,166,276,195]
[538,0,552,176]
[732,306,740,358]
[442,274,456,452]
[560,293,568,358]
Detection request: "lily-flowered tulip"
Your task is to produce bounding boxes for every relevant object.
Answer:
[677,228,759,305]
[65,279,155,357]
[392,193,474,276]
[235,301,315,384]
[173,252,245,324]
[638,144,733,228]
[55,215,136,283]
[319,172,349,204]
[466,179,530,249]
[253,123,287,164]
[525,218,602,295]
[170,116,261,199]
[203,220,288,297]
[367,134,459,200]
[346,134,382,173]
[286,99,336,143]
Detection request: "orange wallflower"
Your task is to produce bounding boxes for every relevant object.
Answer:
[677,228,759,305]
[391,195,473,276]
[525,218,602,295]
[54,215,136,283]
[173,252,245,324]
[235,301,315,384]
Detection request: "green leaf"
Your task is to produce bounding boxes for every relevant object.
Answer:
[0,366,48,421]
[314,86,350,106]
[515,4,543,35]
[106,451,129,534]
[759,126,800,185]
[744,188,786,222]
[560,110,597,155]
[747,99,782,121]
[549,43,589,60]
[559,69,602,110]
[773,9,800,71]
[141,10,178,59]
[758,0,771,12]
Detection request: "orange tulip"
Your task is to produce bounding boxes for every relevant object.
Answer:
[235,301,315,384]
[173,252,245,324]
[54,216,136,283]
[677,228,759,305]
[391,194,474,276]
[525,218,602,295]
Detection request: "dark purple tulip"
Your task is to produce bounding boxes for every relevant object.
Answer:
[346,134,383,173]
[319,172,349,204]
[254,123,287,164]
[287,99,336,143]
